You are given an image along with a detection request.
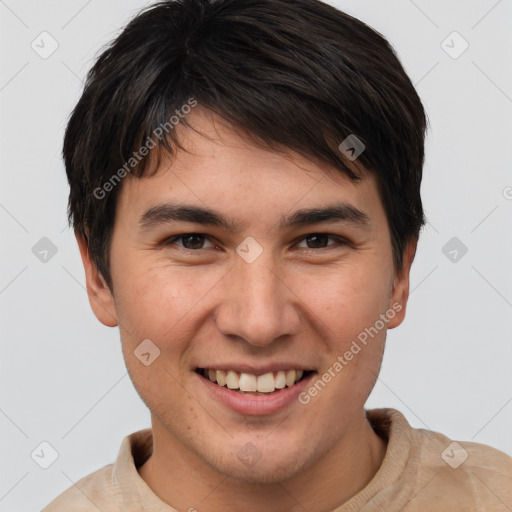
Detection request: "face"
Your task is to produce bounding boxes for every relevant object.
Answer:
[79,107,415,483]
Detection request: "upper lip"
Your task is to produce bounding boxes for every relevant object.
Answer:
[196,363,314,376]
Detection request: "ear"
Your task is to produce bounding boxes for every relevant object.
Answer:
[75,231,118,327]
[387,238,418,329]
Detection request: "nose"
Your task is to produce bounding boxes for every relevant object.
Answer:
[215,247,301,347]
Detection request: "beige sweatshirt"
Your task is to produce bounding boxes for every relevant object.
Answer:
[41,408,512,511]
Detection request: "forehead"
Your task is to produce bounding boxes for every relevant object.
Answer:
[114,108,384,232]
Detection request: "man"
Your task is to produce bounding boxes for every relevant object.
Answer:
[43,0,512,510]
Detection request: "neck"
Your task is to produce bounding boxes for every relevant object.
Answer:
[138,409,387,511]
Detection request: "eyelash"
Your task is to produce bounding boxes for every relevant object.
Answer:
[163,233,349,252]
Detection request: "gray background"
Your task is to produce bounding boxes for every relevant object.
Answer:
[1,0,511,510]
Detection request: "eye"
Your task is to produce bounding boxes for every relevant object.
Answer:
[163,233,347,252]
[295,233,348,250]
[165,233,215,250]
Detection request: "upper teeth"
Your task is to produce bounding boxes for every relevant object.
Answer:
[205,369,304,393]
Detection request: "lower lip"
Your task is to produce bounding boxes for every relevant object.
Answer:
[196,372,315,416]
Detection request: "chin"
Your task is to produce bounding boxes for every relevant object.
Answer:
[209,445,314,485]
[226,462,301,484]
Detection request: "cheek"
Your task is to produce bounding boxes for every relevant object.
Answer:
[113,263,205,412]
[304,262,392,342]
[113,258,220,347]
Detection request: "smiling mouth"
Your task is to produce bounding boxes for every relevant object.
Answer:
[196,368,313,394]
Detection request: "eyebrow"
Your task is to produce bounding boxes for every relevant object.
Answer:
[139,202,371,232]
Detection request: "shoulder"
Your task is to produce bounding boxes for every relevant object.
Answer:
[410,423,512,509]
[40,428,153,511]
[41,463,121,511]
[371,408,512,478]
[367,408,512,510]
[413,423,512,473]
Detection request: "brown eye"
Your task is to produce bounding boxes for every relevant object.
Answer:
[306,234,329,249]
[296,234,345,249]
[166,234,214,250]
